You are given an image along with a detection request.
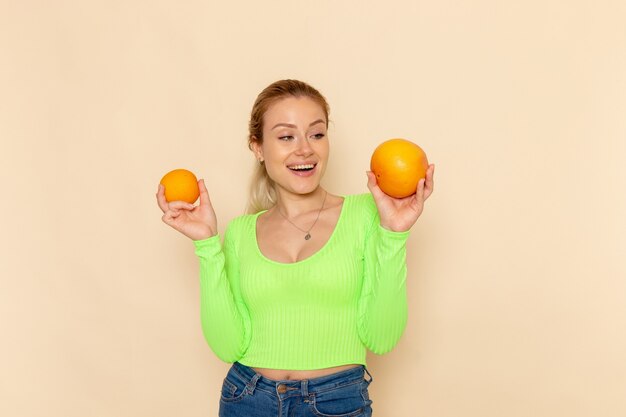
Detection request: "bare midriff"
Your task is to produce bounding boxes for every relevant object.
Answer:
[251,364,361,381]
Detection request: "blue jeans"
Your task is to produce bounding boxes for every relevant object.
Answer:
[219,362,374,417]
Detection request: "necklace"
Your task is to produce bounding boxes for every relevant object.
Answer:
[276,191,328,240]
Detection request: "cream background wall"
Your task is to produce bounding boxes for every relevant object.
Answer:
[1,1,624,416]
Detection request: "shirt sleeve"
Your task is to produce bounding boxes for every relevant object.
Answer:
[358,210,410,354]
[193,220,251,362]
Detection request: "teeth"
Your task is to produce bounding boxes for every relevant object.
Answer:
[290,164,315,170]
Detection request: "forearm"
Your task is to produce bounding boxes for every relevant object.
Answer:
[358,225,409,354]
[195,236,249,362]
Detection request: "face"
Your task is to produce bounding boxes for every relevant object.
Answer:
[252,96,329,196]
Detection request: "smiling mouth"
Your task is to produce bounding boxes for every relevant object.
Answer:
[287,163,317,172]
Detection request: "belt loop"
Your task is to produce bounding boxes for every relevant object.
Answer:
[302,379,309,397]
[246,373,261,395]
[363,366,373,383]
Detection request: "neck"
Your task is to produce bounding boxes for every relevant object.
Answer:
[274,187,327,218]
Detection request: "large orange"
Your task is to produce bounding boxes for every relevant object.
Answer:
[370,138,428,198]
[160,169,200,203]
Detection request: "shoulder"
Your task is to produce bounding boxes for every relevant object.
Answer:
[224,212,259,240]
[227,212,256,227]
[343,193,379,228]
[345,193,377,216]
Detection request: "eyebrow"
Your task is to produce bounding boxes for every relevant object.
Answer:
[271,119,326,130]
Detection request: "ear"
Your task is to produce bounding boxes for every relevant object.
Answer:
[250,137,264,162]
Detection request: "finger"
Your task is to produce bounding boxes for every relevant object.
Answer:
[198,179,213,208]
[168,200,195,211]
[415,178,426,203]
[162,208,181,224]
[156,184,169,212]
[427,164,435,183]
[424,164,435,199]
[365,171,386,200]
[162,212,176,225]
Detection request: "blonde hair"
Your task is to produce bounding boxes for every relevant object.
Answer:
[246,80,330,213]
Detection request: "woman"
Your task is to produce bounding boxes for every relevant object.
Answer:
[156,80,435,416]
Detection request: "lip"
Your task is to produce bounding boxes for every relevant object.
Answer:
[287,163,318,177]
[287,161,317,167]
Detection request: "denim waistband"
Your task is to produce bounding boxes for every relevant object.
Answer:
[230,362,373,397]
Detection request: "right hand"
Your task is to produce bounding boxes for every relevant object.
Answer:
[156,179,217,241]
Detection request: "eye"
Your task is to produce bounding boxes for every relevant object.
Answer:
[311,133,325,140]
[279,135,294,141]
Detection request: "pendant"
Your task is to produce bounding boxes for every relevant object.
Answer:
[305,233,311,240]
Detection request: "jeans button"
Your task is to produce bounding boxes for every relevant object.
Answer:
[277,384,287,394]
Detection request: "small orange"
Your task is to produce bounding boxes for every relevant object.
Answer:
[160,169,200,203]
[370,138,428,198]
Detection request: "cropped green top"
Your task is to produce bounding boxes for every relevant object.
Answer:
[193,193,410,370]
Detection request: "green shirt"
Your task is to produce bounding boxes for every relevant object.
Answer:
[193,193,410,370]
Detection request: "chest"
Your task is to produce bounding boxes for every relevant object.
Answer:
[239,234,364,310]
[255,204,343,264]
[236,196,368,309]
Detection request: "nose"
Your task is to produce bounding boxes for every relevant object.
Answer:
[294,137,314,156]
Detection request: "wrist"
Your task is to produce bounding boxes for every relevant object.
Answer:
[188,226,217,241]
[192,233,219,243]
[379,222,410,233]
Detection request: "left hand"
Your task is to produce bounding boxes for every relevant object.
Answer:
[366,164,435,232]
